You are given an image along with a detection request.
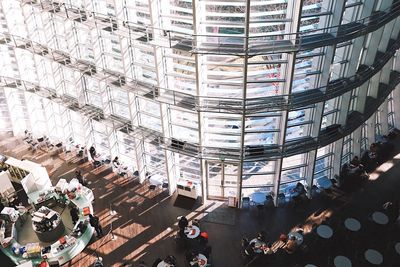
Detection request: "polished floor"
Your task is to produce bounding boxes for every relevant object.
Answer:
[0,135,400,267]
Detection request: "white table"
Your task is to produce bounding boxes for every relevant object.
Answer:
[334,255,352,267]
[157,261,173,267]
[395,242,400,255]
[317,225,333,239]
[364,249,383,265]
[149,174,166,186]
[372,211,389,225]
[251,192,266,205]
[344,218,361,232]
[317,177,333,189]
[288,232,303,245]
[185,225,200,239]
[190,254,207,267]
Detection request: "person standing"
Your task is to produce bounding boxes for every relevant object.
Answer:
[70,206,80,225]
[89,214,103,237]
[75,169,86,186]
[178,216,189,237]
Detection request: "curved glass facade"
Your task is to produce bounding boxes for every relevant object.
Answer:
[0,0,400,205]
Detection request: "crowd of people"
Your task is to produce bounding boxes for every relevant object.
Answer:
[337,135,395,192]
[241,230,307,266]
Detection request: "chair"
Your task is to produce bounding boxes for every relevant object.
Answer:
[242,197,250,209]
[149,184,156,190]
[151,258,162,267]
[277,193,286,206]
[265,195,274,208]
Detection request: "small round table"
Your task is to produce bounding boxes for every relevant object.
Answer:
[364,249,383,265]
[395,242,400,255]
[317,225,333,239]
[185,225,200,239]
[372,211,389,225]
[157,261,173,267]
[344,218,361,232]
[251,192,266,205]
[288,232,304,245]
[334,255,352,267]
[317,177,333,189]
[190,254,207,267]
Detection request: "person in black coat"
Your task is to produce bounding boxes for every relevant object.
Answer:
[89,214,103,237]
[70,206,80,225]
[178,216,189,236]
[75,169,86,186]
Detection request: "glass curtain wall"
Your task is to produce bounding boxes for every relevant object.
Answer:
[0,0,399,205]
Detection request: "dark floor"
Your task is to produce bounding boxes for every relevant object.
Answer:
[1,135,400,267]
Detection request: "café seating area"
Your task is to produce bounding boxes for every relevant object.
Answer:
[0,133,400,267]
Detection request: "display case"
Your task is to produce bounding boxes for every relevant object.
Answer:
[0,220,17,248]
[177,180,198,199]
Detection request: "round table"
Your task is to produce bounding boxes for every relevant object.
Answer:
[288,232,304,245]
[395,242,400,255]
[334,255,352,267]
[251,192,266,205]
[185,225,200,239]
[190,254,207,267]
[317,177,333,189]
[149,174,166,186]
[364,249,383,265]
[317,225,333,239]
[344,218,361,232]
[372,212,389,225]
[157,261,173,267]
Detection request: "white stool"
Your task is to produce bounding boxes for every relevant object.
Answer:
[364,249,383,265]
[334,255,352,267]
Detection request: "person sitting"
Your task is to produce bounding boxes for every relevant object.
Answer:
[113,156,120,167]
[112,157,127,176]
[24,130,33,143]
[383,200,400,224]
[164,255,177,265]
[244,242,256,258]
[89,146,96,158]
[151,258,162,267]
[292,182,307,204]
[348,156,365,176]
[89,146,101,167]
[248,232,267,254]
[284,236,298,254]
[264,242,274,255]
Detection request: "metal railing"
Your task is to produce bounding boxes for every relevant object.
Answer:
[1,31,399,114]
[1,71,399,161]
[21,0,400,56]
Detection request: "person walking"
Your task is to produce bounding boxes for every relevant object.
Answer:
[70,206,79,225]
[89,214,103,237]
[75,169,86,186]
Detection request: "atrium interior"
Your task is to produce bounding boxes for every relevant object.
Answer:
[0,0,400,266]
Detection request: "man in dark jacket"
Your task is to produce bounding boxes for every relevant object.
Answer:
[70,206,79,225]
[89,214,103,237]
[178,216,189,237]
